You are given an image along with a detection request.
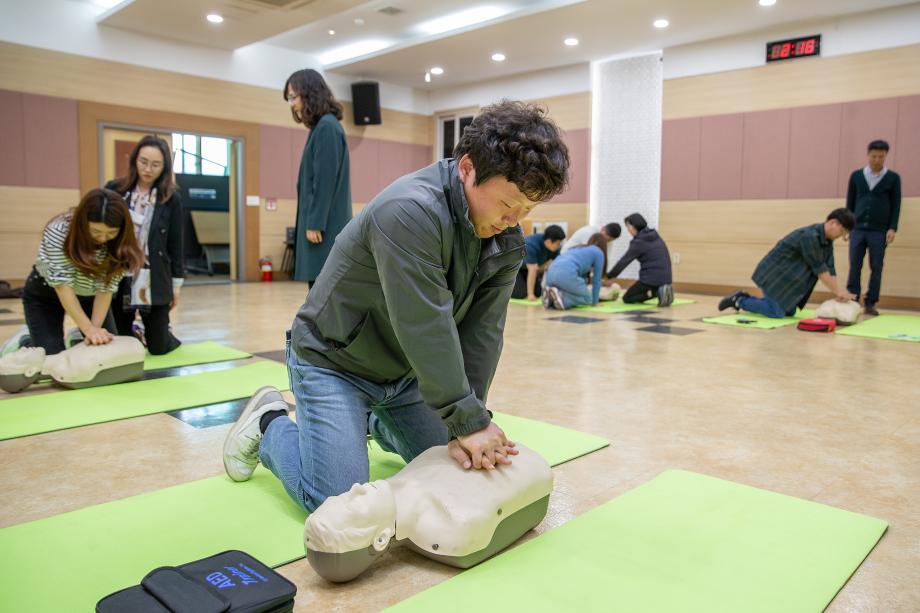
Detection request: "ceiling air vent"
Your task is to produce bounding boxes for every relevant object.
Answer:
[377,6,405,16]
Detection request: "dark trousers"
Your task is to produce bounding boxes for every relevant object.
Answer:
[112,278,181,355]
[622,281,658,303]
[21,268,117,355]
[847,228,887,307]
[511,267,544,299]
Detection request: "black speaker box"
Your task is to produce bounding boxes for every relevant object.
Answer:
[351,81,381,126]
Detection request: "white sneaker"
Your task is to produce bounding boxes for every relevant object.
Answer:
[547,286,566,310]
[223,386,288,482]
[0,325,30,357]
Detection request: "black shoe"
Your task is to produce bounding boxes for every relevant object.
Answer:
[864,305,879,316]
[718,291,746,312]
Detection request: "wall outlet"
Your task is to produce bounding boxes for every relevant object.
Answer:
[672,252,681,265]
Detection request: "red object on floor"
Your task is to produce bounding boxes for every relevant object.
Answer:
[259,257,273,282]
[797,318,836,332]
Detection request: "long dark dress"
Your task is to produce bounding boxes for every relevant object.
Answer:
[293,113,351,282]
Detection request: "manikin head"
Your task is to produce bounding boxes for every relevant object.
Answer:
[304,481,396,582]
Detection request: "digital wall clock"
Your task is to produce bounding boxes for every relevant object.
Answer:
[766,35,821,62]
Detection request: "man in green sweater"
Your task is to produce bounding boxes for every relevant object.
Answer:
[846,139,902,315]
[222,101,571,514]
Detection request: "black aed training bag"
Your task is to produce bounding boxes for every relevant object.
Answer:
[96,550,296,613]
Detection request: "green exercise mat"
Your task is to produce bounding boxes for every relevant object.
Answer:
[576,297,695,314]
[142,341,251,370]
[703,309,815,329]
[0,412,608,612]
[0,361,289,440]
[509,298,543,306]
[389,470,887,613]
[836,314,920,343]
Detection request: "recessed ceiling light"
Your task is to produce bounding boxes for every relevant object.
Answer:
[759,0,777,6]
[206,13,223,24]
[425,72,431,83]
[653,18,669,28]
[354,17,365,26]
[491,52,506,62]
[564,37,579,46]
[430,66,444,75]
[328,29,336,36]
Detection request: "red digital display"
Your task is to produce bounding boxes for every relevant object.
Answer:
[766,35,821,63]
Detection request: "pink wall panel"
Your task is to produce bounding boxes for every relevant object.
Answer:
[411,145,433,176]
[699,114,743,200]
[0,90,26,186]
[550,128,589,203]
[660,118,701,200]
[895,95,920,197]
[22,93,78,188]
[837,98,899,197]
[787,104,842,198]
[347,136,380,203]
[378,139,412,191]
[741,109,790,199]
[259,125,294,200]
[290,128,307,196]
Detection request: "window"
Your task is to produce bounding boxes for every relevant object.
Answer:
[172,133,230,176]
[437,109,478,160]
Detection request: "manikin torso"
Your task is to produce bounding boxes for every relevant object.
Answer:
[304,443,553,581]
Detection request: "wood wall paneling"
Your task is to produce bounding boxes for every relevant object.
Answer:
[0,42,432,145]
[0,186,81,280]
[663,43,920,119]
[895,95,920,197]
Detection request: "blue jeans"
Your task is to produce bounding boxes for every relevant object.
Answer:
[259,343,448,513]
[544,265,592,308]
[847,228,887,307]
[739,293,787,319]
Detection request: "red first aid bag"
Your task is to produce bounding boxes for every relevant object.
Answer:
[797,317,837,332]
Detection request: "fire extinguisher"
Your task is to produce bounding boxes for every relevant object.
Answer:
[259,257,273,282]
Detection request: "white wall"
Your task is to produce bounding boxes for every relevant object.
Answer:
[664,2,920,80]
[0,0,430,115]
[429,63,590,112]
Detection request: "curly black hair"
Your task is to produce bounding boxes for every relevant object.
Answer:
[283,69,343,129]
[454,100,570,202]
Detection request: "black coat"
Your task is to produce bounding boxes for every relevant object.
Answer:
[106,181,185,306]
[608,228,672,286]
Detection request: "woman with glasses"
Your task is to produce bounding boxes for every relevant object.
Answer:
[284,69,351,285]
[106,135,185,355]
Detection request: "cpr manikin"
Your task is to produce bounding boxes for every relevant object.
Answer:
[599,282,622,302]
[0,336,145,393]
[304,443,553,582]
[816,299,862,325]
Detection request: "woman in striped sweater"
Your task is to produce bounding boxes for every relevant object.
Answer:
[21,188,143,354]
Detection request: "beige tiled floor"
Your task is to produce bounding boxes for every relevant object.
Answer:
[0,282,918,611]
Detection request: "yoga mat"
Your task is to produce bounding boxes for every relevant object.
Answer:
[836,314,920,343]
[0,412,609,613]
[703,309,815,329]
[576,298,695,314]
[509,298,542,306]
[389,470,888,613]
[0,361,289,440]
[143,341,251,370]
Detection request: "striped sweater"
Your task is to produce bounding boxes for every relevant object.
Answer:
[34,216,123,296]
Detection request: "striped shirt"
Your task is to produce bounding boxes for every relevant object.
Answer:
[34,216,123,296]
[752,223,835,314]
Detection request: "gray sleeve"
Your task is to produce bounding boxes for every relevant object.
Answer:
[367,200,490,438]
[457,256,519,406]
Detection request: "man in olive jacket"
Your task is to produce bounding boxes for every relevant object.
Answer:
[223,101,570,513]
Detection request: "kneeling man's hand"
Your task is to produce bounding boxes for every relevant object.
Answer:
[450,422,518,471]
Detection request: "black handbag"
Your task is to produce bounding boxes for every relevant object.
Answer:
[96,550,296,613]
